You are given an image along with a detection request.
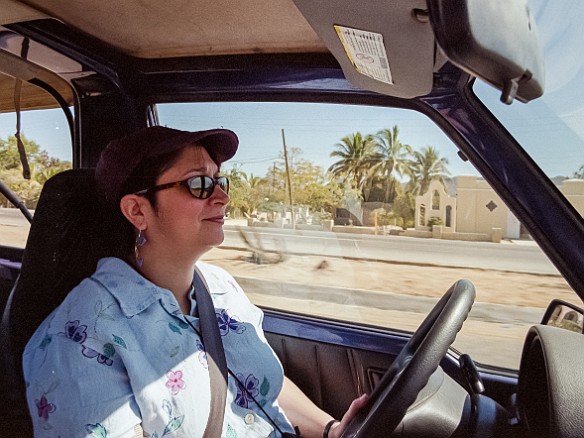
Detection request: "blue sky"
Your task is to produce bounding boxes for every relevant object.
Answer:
[156,102,480,178]
[0,0,582,180]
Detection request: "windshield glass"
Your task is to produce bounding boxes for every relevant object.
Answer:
[474,0,584,186]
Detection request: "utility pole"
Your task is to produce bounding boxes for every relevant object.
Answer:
[281,128,295,229]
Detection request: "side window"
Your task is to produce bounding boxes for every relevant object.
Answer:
[0,107,72,248]
[157,101,576,370]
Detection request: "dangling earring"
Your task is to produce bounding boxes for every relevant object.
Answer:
[135,228,147,268]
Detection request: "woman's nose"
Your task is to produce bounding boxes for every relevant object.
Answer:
[210,183,229,204]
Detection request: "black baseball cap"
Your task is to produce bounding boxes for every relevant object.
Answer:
[95,126,238,206]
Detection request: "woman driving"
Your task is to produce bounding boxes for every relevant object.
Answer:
[22,126,367,438]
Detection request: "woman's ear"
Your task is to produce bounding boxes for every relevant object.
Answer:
[119,194,151,230]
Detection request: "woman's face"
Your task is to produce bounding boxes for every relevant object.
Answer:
[144,145,229,262]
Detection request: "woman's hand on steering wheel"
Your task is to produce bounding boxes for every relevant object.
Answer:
[327,394,369,438]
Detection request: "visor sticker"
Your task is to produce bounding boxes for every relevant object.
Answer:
[334,25,393,85]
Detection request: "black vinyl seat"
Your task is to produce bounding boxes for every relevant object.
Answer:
[0,168,119,436]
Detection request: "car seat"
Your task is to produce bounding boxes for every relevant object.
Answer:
[0,168,119,436]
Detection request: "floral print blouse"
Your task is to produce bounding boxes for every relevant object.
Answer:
[23,257,295,437]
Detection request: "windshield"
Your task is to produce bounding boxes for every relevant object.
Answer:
[474,0,584,184]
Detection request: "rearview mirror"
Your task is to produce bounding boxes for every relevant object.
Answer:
[427,0,545,104]
[541,299,584,334]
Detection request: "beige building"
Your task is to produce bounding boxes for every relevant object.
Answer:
[560,179,584,215]
[453,176,520,239]
[414,176,584,240]
[415,180,456,232]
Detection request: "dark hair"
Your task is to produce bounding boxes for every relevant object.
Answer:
[108,146,201,259]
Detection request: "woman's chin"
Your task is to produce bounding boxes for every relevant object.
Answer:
[202,232,225,249]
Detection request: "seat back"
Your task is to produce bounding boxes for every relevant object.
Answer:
[0,168,120,435]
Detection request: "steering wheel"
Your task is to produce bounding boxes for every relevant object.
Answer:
[341,279,476,438]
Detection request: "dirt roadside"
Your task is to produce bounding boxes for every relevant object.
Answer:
[201,246,574,309]
[199,246,574,369]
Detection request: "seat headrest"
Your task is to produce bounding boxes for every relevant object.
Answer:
[5,168,119,361]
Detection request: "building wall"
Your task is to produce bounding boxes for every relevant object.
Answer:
[414,177,584,240]
[415,180,456,232]
[454,176,517,237]
[560,179,584,217]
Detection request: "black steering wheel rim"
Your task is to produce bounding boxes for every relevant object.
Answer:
[342,279,476,438]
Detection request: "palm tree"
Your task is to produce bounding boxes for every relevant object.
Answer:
[408,146,450,195]
[370,126,412,203]
[573,164,584,179]
[328,132,377,193]
[243,173,263,190]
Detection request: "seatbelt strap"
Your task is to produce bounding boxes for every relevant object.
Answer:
[133,424,144,437]
[193,268,229,437]
[14,37,31,180]
[133,271,228,438]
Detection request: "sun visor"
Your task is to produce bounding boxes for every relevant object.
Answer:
[292,0,436,99]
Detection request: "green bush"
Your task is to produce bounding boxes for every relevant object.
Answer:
[368,208,396,226]
[427,216,443,227]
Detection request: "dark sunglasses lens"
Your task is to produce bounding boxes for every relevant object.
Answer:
[188,176,207,199]
[188,176,228,199]
[217,176,229,194]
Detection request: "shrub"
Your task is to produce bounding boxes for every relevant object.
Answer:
[427,216,443,227]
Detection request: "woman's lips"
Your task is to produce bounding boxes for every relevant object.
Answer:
[205,216,225,224]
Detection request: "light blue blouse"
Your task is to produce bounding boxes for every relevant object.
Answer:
[23,257,295,437]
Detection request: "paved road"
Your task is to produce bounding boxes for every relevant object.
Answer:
[223,225,558,275]
[0,208,557,275]
[0,207,31,226]
[237,276,544,324]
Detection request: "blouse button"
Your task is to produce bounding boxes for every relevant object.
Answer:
[244,413,255,425]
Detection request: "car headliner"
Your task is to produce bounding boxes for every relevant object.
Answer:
[4,0,328,58]
[0,0,328,111]
[0,0,439,112]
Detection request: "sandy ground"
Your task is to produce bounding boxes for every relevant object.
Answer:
[200,246,573,369]
[201,247,573,309]
[0,224,29,248]
[2,224,574,368]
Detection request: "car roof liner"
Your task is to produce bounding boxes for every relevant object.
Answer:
[6,0,328,58]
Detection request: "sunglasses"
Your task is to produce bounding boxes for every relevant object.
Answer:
[134,175,229,199]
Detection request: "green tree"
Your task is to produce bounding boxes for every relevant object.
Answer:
[0,134,71,208]
[407,146,450,195]
[225,165,246,215]
[329,132,377,194]
[269,147,343,215]
[0,134,41,171]
[0,168,42,208]
[263,163,288,205]
[225,165,269,217]
[31,151,72,185]
[369,126,412,203]
[392,192,415,228]
[290,158,342,213]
